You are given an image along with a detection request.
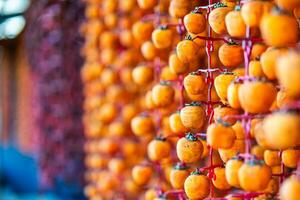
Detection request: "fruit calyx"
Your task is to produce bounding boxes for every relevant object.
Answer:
[214,2,227,8]
[160,80,172,86]
[191,169,202,175]
[158,25,168,30]
[234,5,241,11]
[190,71,201,76]
[185,132,198,141]
[185,34,193,41]
[174,162,189,170]
[192,7,203,14]
[227,39,238,45]
[272,6,292,16]
[185,101,202,107]
[155,135,167,141]
[216,117,231,127]
[246,158,265,166]
[231,155,243,161]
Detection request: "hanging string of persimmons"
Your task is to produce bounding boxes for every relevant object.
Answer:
[81,0,300,199]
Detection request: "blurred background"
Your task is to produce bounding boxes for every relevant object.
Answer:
[0,0,86,199]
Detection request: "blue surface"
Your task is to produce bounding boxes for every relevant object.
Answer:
[0,145,39,193]
[0,145,86,200]
[0,188,61,200]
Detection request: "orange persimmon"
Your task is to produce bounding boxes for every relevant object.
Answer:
[184,9,206,34]
[169,52,189,75]
[132,21,154,43]
[225,8,246,37]
[184,172,210,200]
[170,163,190,189]
[207,122,236,149]
[213,105,240,125]
[219,41,244,68]
[152,26,173,49]
[238,80,277,113]
[151,82,175,107]
[213,167,231,190]
[215,72,236,104]
[147,137,171,161]
[227,81,241,109]
[176,133,203,163]
[131,114,155,136]
[260,9,299,47]
[132,65,154,85]
[262,111,300,150]
[141,41,158,60]
[241,1,265,27]
[176,36,199,63]
[264,150,281,166]
[249,59,265,78]
[280,175,300,200]
[183,72,206,95]
[132,164,153,185]
[137,0,157,9]
[276,51,300,98]
[260,47,288,80]
[225,157,243,188]
[180,102,206,131]
[282,149,300,168]
[169,111,188,134]
[238,159,272,192]
[208,3,231,35]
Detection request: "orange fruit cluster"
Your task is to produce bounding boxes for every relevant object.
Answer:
[81,0,300,199]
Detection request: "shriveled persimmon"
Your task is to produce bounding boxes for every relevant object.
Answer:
[208,3,231,35]
[180,102,206,131]
[176,36,199,63]
[176,133,203,163]
[183,72,206,95]
[184,171,210,200]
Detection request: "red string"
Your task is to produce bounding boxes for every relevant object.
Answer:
[205,1,217,198]
[242,26,253,160]
[178,18,185,109]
